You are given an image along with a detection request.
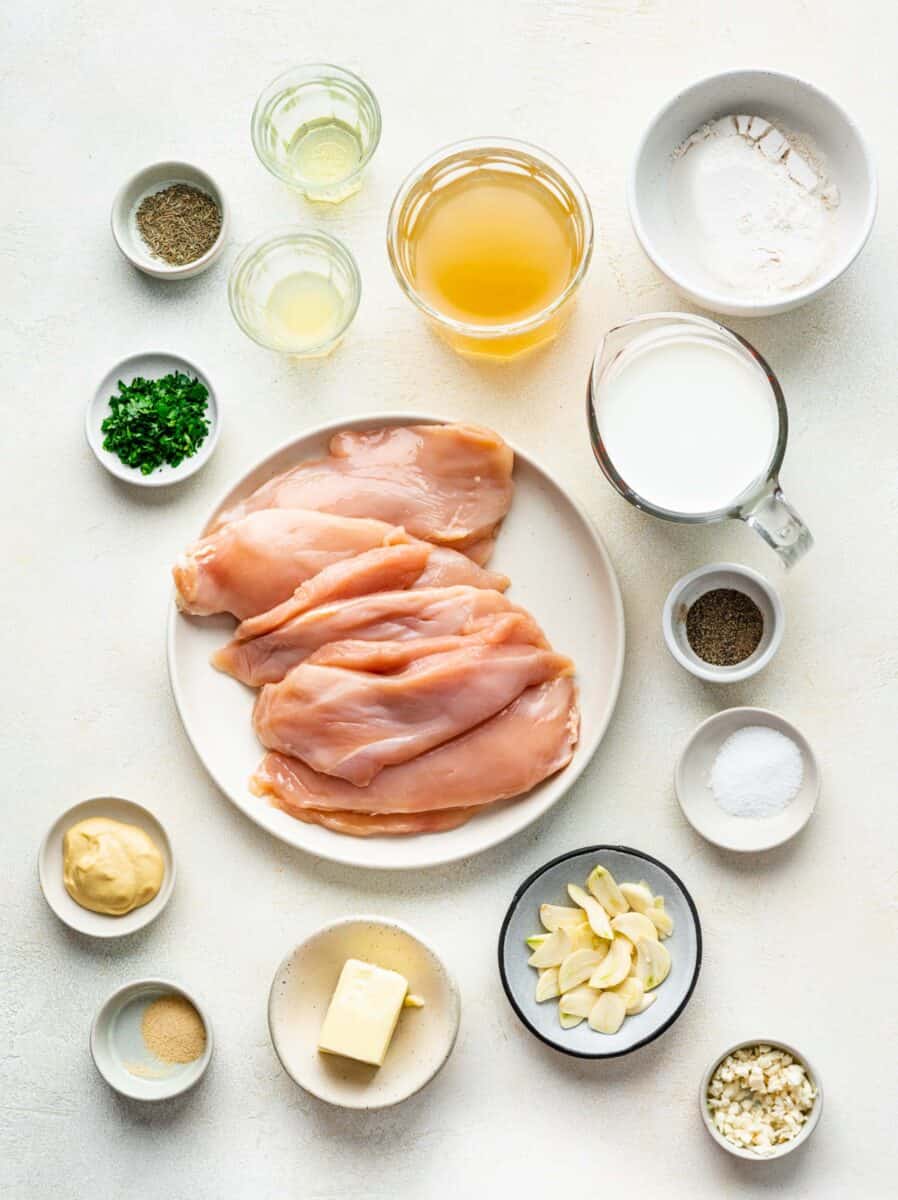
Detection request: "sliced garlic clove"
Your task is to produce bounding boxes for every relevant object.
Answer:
[540,903,587,932]
[559,1003,584,1029]
[634,937,671,990]
[619,882,655,915]
[588,991,627,1035]
[611,975,645,1015]
[586,865,629,916]
[536,968,560,1002]
[588,937,632,989]
[558,948,606,992]
[631,991,657,1015]
[647,901,674,939]
[611,912,659,944]
[558,984,600,1019]
[567,883,613,940]
[527,927,572,968]
[567,921,599,954]
[525,934,547,949]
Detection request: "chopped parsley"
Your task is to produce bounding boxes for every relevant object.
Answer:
[101,372,211,475]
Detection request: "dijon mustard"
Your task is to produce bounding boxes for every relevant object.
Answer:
[62,817,164,916]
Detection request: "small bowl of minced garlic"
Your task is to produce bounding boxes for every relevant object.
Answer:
[700,1039,822,1160]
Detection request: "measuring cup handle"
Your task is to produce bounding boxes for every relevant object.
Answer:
[742,482,813,568]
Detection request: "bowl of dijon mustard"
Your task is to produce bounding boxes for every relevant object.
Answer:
[38,797,175,938]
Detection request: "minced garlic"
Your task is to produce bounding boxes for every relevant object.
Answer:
[706,1044,817,1154]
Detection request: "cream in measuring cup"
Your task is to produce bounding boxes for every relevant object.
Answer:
[587,313,812,567]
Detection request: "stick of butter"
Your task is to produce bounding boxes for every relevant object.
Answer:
[318,958,409,1067]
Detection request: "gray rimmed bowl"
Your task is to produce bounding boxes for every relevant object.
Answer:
[498,845,702,1058]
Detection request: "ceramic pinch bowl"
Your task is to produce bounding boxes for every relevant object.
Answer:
[268,916,460,1109]
[498,846,702,1058]
[111,160,228,279]
[86,350,220,488]
[38,796,175,939]
[676,707,820,853]
[90,978,213,1102]
[662,562,784,683]
[700,1037,823,1160]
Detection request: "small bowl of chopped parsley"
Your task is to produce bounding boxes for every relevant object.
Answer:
[86,352,220,487]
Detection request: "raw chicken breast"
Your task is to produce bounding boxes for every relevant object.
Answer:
[234,543,509,643]
[271,805,479,837]
[213,585,528,686]
[252,622,572,786]
[173,509,411,619]
[209,423,514,559]
[251,677,579,823]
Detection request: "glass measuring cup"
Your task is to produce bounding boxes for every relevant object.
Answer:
[586,313,813,567]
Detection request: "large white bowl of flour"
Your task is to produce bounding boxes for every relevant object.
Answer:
[629,69,877,316]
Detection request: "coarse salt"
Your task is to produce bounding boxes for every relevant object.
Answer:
[709,725,803,819]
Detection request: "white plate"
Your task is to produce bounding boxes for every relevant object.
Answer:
[86,351,220,487]
[38,796,175,938]
[268,916,459,1109]
[675,707,820,852]
[167,412,625,870]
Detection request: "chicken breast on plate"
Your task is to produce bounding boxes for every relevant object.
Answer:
[252,620,570,786]
[208,423,514,561]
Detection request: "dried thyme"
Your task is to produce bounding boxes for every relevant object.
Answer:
[136,184,222,266]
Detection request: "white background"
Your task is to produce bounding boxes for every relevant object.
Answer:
[3,2,896,1197]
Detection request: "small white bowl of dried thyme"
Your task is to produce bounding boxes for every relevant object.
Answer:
[111,161,228,279]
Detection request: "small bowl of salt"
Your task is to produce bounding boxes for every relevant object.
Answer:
[676,707,819,852]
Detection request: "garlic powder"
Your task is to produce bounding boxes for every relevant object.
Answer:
[707,1044,817,1154]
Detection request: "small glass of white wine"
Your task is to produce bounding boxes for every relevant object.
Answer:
[228,228,361,358]
[251,64,381,203]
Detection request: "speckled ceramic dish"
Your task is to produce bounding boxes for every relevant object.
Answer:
[268,916,460,1109]
[91,978,213,1101]
[498,846,701,1058]
[38,796,175,939]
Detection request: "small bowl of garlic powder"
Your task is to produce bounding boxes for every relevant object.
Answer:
[629,69,877,316]
[701,1039,822,1159]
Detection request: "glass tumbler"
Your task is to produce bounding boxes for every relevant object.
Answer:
[228,228,361,358]
[387,138,593,361]
[251,64,381,203]
[587,312,813,567]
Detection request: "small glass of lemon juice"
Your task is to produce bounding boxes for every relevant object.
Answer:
[252,64,381,203]
[228,229,361,357]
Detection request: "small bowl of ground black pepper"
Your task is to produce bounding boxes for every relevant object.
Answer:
[662,563,784,683]
[111,161,228,279]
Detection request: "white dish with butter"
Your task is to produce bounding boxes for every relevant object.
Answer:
[268,916,460,1109]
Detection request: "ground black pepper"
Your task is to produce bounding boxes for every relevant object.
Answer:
[685,588,764,666]
[136,183,222,266]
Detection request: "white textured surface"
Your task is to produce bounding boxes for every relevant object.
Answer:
[2,2,896,1197]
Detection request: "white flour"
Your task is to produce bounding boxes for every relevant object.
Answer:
[669,114,839,297]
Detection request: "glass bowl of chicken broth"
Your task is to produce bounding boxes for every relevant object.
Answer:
[387,139,593,360]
